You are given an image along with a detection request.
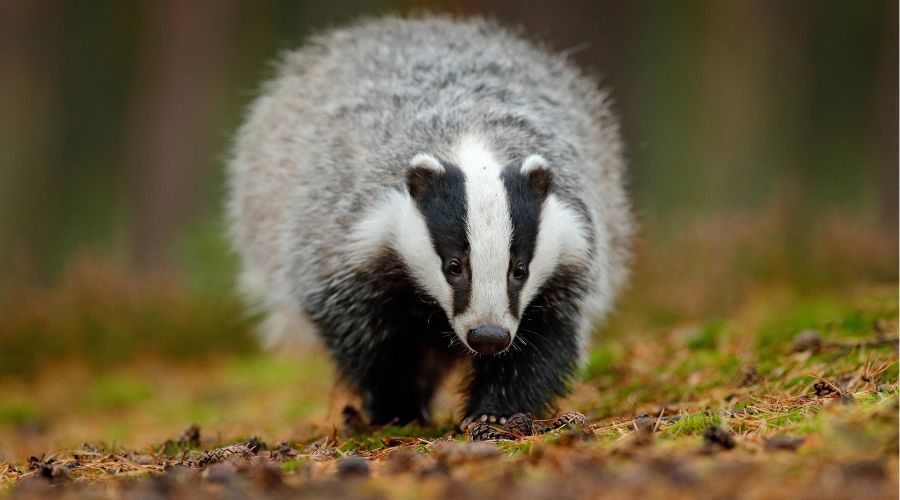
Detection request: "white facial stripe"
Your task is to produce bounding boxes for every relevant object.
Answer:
[346,191,453,311]
[393,195,455,310]
[452,135,516,334]
[518,195,591,311]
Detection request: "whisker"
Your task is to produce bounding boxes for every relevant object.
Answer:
[519,327,551,345]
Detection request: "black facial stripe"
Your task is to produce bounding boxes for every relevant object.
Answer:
[408,161,471,315]
[502,163,546,318]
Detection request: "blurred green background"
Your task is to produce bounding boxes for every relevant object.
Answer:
[0,0,896,372]
[1,0,896,279]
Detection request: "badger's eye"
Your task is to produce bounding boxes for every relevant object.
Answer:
[447,258,463,276]
[512,261,527,280]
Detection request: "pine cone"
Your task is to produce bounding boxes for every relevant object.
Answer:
[504,413,534,436]
[553,411,591,431]
[469,423,514,441]
[813,381,836,397]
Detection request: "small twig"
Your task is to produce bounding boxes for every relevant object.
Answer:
[652,407,666,433]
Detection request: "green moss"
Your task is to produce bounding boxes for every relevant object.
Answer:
[592,426,623,441]
[879,362,898,384]
[783,374,812,391]
[282,398,322,420]
[581,344,622,385]
[497,439,534,454]
[787,413,823,434]
[686,320,726,351]
[664,412,723,437]
[339,437,383,452]
[767,411,811,428]
[99,422,132,445]
[281,458,304,472]
[175,217,239,298]
[754,300,845,357]
[223,355,323,390]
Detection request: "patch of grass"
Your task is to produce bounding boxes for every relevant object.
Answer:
[754,299,898,361]
[86,376,154,410]
[0,260,257,376]
[373,423,452,440]
[882,362,898,384]
[818,395,900,456]
[0,399,43,428]
[339,423,452,453]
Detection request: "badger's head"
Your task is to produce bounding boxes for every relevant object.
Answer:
[351,136,592,355]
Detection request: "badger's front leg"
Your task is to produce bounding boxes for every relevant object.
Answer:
[357,337,433,426]
[355,328,453,426]
[462,304,582,433]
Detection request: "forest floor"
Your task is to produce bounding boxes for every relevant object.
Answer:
[1,283,896,498]
[0,216,897,498]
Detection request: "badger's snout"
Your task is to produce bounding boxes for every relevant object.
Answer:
[466,325,511,355]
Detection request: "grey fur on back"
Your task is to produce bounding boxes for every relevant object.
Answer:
[227,15,632,347]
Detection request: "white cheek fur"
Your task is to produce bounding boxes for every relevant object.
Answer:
[518,195,591,313]
[346,191,454,314]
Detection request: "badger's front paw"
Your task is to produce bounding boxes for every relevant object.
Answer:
[461,413,540,441]
[459,414,508,433]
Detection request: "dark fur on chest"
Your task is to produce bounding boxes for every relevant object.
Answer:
[304,251,586,425]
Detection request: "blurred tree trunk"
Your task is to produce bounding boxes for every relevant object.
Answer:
[0,1,61,281]
[874,0,898,227]
[127,0,236,270]
[697,0,786,210]
[448,0,637,141]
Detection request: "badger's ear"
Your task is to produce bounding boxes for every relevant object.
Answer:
[520,154,552,200]
[406,153,445,201]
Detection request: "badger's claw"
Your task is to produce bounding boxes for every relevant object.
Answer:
[460,414,510,433]
[461,414,491,431]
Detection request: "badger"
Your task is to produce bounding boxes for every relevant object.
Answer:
[226,16,631,429]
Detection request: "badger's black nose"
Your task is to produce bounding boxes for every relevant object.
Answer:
[467,325,511,355]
